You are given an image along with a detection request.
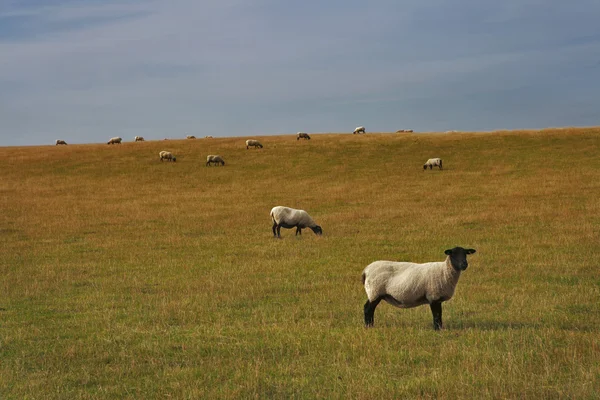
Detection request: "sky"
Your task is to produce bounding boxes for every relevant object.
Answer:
[1,0,600,146]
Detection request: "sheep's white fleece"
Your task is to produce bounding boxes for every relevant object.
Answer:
[246,139,263,148]
[424,158,442,167]
[363,257,460,307]
[206,155,225,165]
[270,206,317,229]
[108,137,122,144]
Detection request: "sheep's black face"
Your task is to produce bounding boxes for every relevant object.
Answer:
[445,247,476,271]
[312,226,323,236]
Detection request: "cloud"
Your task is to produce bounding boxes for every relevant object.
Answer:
[1,0,600,145]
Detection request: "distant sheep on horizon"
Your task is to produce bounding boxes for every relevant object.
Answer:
[186,135,196,139]
[353,126,366,134]
[134,136,145,142]
[297,132,311,140]
[107,137,122,145]
[55,140,67,145]
[246,139,263,149]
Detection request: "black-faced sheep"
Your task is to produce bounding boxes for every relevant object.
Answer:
[186,135,196,139]
[206,155,225,166]
[246,139,263,149]
[270,206,322,238]
[134,136,145,142]
[353,126,366,134]
[159,151,176,162]
[107,137,122,145]
[297,132,311,140]
[55,140,67,145]
[362,247,476,330]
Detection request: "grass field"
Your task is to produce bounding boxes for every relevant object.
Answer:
[1,128,599,399]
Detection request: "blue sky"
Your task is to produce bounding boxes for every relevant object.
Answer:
[1,0,600,146]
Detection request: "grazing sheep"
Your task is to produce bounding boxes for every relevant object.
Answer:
[186,135,196,139]
[353,126,366,134]
[55,140,67,145]
[246,139,263,149]
[270,206,322,238]
[423,158,443,171]
[362,247,476,330]
[134,136,145,142]
[404,129,413,133]
[206,155,225,166]
[297,132,311,140]
[205,136,213,138]
[159,151,176,162]
[107,137,122,145]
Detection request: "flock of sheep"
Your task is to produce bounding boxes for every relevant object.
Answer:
[55,129,468,330]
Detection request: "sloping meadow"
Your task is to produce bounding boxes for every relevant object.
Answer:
[1,129,599,398]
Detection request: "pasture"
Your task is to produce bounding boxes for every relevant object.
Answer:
[1,128,599,398]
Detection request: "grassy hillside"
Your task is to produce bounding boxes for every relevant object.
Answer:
[1,129,599,399]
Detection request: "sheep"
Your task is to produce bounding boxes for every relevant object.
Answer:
[423,158,443,171]
[297,132,311,140]
[206,155,225,166]
[107,137,122,145]
[246,139,263,149]
[353,126,366,134]
[270,206,322,238]
[205,135,213,138]
[186,135,196,139]
[362,247,476,330]
[159,151,176,162]
[134,136,145,142]
[55,140,67,145]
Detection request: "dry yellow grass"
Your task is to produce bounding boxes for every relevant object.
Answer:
[1,128,599,398]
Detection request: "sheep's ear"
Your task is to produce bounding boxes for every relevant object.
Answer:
[466,249,476,254]
[444,249,452,255]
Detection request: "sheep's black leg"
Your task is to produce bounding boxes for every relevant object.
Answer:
[276,225,281,238]
[430,301,443,330]
[296,227,301,236]
[364,297,382,327]
[272,222,278,237]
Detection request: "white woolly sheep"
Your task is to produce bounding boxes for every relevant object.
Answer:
[206,155,225,166]
[362,247,476,330]
[186,135,196,139]
[134,136,145,142]
[246,139,263,149]
[270,206,322,238]
[107,137,122,145]
[353,126,366,134]
[297,132,311,140]
[423,158,443,171]
[205,135,213,138]
[159,151,176,162]
[55,140,67,145]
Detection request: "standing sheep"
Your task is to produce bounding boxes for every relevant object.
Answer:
[206,155,225,166]
[423,158,443,170]
[246,139,263,149]
[270,206,322,238]
[55,140,67,145]
[186,135,196,139]
[159,151,176,162]
[134,136,145,142]
[353,126,366,134]
[107,137,122,145]
[297,132,311,140]
[362,247,476,330]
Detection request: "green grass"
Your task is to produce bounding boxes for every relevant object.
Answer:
[1,129,599,399]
